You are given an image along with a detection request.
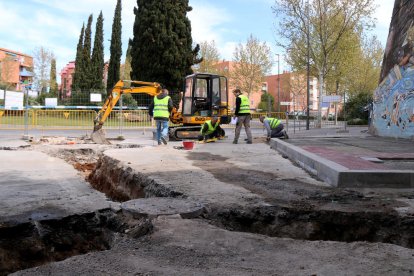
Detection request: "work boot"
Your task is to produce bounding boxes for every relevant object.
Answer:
[283,129,289,139]
[232,140,238,144]
[161,136,168,145]
[247,141,252,144]
[158,141,162,146]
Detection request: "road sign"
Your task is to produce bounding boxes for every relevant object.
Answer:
[322,95,341,102]
[280,101,293,105]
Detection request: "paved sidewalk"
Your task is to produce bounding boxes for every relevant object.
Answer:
[271,126,414,187]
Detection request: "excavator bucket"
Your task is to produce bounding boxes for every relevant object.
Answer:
[91,126,111,144]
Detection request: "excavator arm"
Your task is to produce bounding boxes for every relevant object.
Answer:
[91,80,162,143]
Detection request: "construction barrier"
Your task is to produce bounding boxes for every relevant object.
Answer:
[0,109,35,129]
[0,109,154,130]
[0,109,336,132]
[34,110,96,129]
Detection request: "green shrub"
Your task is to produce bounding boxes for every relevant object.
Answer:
[347,118,368,125]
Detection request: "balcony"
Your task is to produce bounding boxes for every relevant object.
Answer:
[19,68,34,77]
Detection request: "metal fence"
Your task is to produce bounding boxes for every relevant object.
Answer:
[1,88,347,132]
[0,108,344,132]
[0,109,152,130]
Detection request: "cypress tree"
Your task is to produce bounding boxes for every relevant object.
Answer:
[122,40,132,81]
[91,11,104,90]
[107,0,122,92]
[72,23,84,92]
[81,14,93,90]
[49,58,58,96]
[130,0,201,92]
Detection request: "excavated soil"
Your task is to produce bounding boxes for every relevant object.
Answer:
[3,141,414,274]
[84,149,414,249]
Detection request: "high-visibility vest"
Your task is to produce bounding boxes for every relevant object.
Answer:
[153,96,171,118]
[238,95,250,114]
[200,120,219,135]
[265,117,281,129]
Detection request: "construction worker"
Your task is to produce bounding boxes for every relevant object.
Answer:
[198,117,224,142]
[259,115,289,141]
[232,88,253,144]
[149,88,173,145]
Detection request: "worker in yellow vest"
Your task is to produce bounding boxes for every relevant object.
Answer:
[259,115,289,141]
[232,88,253,144]
[149,88,173,145]
[198,117,224,142]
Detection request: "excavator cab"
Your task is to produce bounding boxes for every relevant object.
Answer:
[170,73,230,139]
[181,73,229,122]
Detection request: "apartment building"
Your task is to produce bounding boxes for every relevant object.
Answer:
[215,60,320,113]
[263,72,319,114]
[60,61,109,97]
[60,61,75,98]
[215,61,263,111]
[0,48,34,91]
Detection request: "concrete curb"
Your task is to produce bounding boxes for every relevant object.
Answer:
[269,138,414,188]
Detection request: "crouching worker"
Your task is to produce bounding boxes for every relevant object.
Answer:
[259,115,289,141]
[198,117,224,142]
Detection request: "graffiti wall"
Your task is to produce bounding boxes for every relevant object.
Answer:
[372,0,414,139]
[372,65,414,139]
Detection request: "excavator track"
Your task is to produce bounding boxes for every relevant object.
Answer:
[169,126,202,141]
[169,126,226,141]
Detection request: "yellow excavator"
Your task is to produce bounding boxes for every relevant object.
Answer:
[91,73,230,144]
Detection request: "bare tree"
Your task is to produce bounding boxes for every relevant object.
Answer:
[345,35,383,96]
[193,40,221,74]
[273,0,375,124]
[231,34,273,99]
[33,47,53,93]
[281,72,307,112]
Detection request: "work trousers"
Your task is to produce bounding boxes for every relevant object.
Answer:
[234,115,252,143]
[156,120,169,143]
[198,127,224,141]
[271,123,285,138]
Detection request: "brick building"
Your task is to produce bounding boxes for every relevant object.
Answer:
[215,60,320,114]
[60,61,109,97]
[59,61,75,98]
[215,61,263,111]
[263,72,319,114]
[0,48,34,91]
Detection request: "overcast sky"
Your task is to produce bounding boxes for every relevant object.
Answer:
[0,0,394,82]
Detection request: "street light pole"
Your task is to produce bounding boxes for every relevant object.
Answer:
[306,0,310,130]
[276,54,280,112]
[23,84,30,140]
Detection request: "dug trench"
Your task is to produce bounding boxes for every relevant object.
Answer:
[86,149,414,249]
[0,209,154,275]
[2,146,414,274]
[0,146,151,276]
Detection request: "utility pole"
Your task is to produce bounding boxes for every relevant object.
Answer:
[23,83,31,140]
[306,0,310,130]
[276,54,280,112]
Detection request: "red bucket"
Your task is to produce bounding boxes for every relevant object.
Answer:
[182,140,195,150]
